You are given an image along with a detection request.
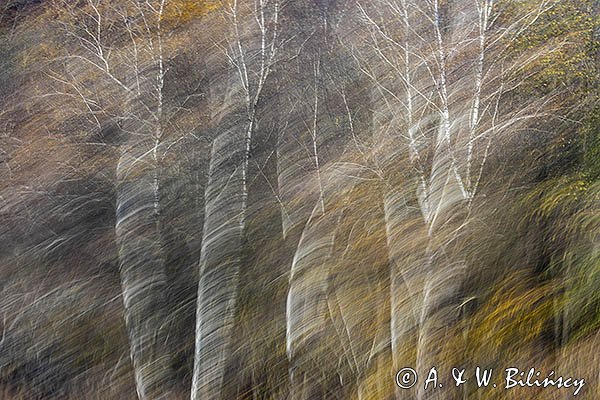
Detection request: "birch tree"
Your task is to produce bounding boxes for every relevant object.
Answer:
[275,2,358,397]
[356,0,561,398]
[191,0,280,398]
[115,4,175,398]
[50,1,203,397]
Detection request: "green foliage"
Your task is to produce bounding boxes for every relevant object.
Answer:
[583,105,600,180]
[500,0,598,96]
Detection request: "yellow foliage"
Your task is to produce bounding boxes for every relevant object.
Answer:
[500,0,598,94]
[162,0,219,26]
[537,178,588,217]
[466,272,560,358]
[522,175,589,223]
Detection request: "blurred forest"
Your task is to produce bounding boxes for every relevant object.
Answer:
[0,0,599,399]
